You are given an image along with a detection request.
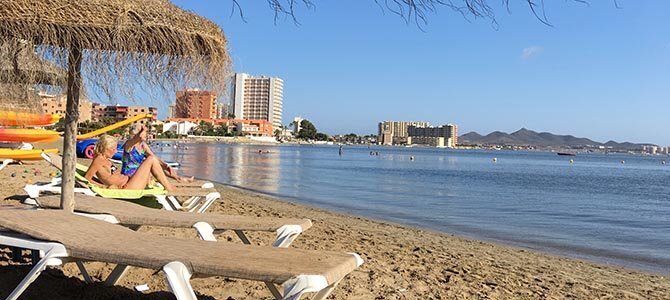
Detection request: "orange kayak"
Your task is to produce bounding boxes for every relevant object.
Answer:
[0,128,60,143]
[0,148,58,160]
[0,111,60,126]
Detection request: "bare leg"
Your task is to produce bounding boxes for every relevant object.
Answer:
[124,156,177,192]
[163,166,194,183]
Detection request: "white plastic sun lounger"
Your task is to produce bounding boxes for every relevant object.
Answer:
[28,194,315,298]
[30,194,313,248]
[24,153,220,213]
[0,158,13,171]
[0,209,363,300]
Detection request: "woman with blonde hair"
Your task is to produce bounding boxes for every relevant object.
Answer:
[121,123,193,183]
[84,134,177,192]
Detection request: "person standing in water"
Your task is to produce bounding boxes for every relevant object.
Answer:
[122,123,194,183]
[339,145,343,156]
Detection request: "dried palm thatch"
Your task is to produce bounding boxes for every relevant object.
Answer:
[0,83,44,113]
[0,0,231,99]
[0,40,65,86]
[0,0,231,212]
[0,40,66,112]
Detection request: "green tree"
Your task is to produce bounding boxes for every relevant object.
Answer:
[48,118,66,132]
[214,124,229,136]
[297,119,317,140]
[315,132,329,141]
[194,121,215,136]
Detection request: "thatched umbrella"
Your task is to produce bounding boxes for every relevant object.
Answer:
[0,40,66,114]
[0,40,65,86]
[0,0,230,212]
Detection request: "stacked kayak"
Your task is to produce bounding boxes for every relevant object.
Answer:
[0,111,59,163]
[0,110,60,126]
[0,128,60,143]
[0,148,58,161]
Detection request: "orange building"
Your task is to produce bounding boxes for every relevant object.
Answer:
[175,89,217,119]
[166,118,273,137]
[40,93,92,123]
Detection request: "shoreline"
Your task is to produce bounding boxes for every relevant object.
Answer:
[217,181,670,276]
[152,138,670,158]
[0,159,669,299]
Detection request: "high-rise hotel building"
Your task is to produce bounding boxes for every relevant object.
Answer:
[232,73,283,131]
[378,121,431,145]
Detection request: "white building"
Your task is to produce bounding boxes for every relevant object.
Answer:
[292,116,304,135]
[162,120,198,136]
[232,73,283,131]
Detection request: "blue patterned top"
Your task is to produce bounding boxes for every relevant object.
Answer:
[120,143,145,176]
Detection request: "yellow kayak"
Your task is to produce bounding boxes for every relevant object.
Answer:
[0,128,60,143]
[0,148,58,160]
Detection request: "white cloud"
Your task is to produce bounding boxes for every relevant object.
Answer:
[521,46,544,59]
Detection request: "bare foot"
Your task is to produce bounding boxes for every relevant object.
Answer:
[177,176,194,183]
[165,185,178,193]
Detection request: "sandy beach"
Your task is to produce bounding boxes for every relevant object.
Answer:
[0,158,668,299]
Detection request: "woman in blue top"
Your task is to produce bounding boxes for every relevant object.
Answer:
[121,124,194,183]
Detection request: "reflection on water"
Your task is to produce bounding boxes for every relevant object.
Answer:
[155,142,670,274]
[156,142,280,193]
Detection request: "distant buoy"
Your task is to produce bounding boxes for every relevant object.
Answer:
[410,156,415,161]
[621,160,625,164]
[569,159,574,164]
[492,157,497,163]
[662,161,666,165]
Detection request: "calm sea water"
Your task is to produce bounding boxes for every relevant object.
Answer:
[155,142,670,274]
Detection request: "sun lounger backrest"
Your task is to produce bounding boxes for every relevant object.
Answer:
[36,195,312,232]
[0,210,358,285]
[43,153,90,184]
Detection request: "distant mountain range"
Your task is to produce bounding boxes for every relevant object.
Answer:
[459,128,656,149]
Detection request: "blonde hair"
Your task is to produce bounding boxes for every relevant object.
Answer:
[94,134,117,156]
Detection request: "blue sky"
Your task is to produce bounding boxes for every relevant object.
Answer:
[143,1,669,144]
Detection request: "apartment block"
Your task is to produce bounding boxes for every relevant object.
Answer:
[232,73,283,131]
[378,121,430,145]
[175,89,217,119]
[408,123,458,148]
[40,93,92,123]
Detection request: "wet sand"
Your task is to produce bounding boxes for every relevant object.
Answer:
[0,158,668,299]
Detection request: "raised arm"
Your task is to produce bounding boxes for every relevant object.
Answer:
[123,132,144,152]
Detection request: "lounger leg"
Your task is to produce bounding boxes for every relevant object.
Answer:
[0,159,13,171]
[310,279,342,300]
[282,275,330,300]
[3,242,68,300]
[231,230,284,299]
[105,264,131,286]
[195,192,221,214]
[234,230,252,244]
[75,261,94,283]
[163,261,197,300]
[182,196,201,212]
[155,195,176,211]
[24,184,95,198]
[273,225,304,248]
[192,222,216,241]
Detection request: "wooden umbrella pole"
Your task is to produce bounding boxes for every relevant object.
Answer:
[60,46,82,213]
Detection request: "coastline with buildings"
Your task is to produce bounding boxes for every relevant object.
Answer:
[379,120,458,148]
